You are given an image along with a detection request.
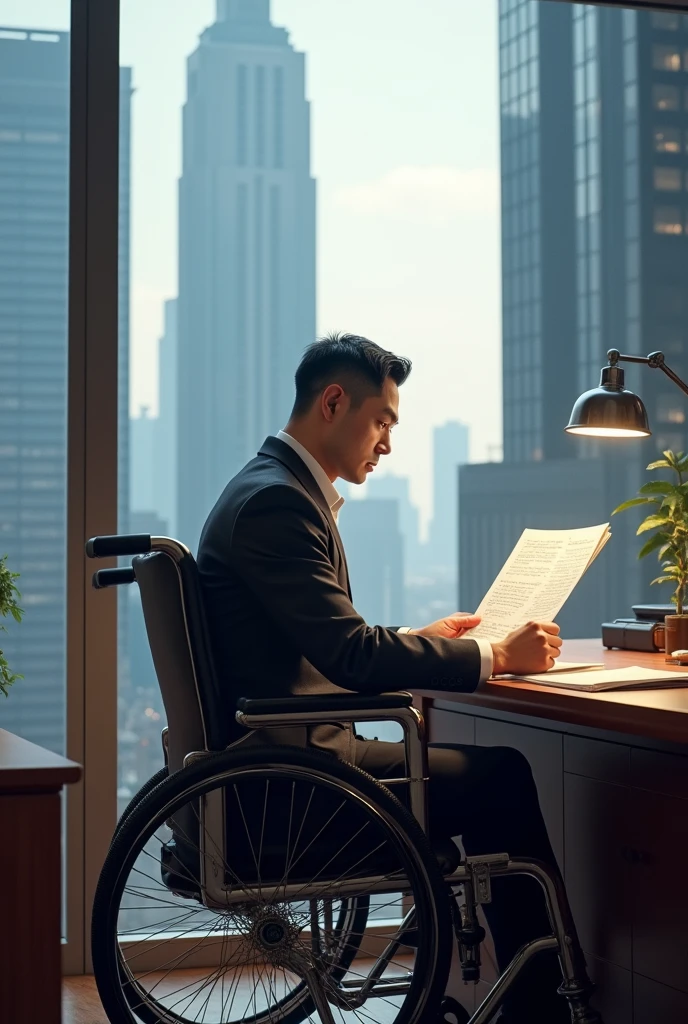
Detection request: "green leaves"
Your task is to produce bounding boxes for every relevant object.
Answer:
[638,480,674,496]
[616,450,688,606]
[0,555,23,697]
[637,514,673,535]
[638,531,670,560]
[612,497,657,515]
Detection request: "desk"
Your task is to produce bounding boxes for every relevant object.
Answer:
[419,640,688,1024]
[0,729,81,1024]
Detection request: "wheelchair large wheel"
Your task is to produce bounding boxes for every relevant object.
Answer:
[93,745,453,1024]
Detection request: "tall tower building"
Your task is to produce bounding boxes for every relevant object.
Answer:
[154,298,178,537]
[0,29,131,753]
[366,474,422,577]
[428,421,470,573]
[460,2,688,635]
[338,499,404,628]
[177,0,316,549]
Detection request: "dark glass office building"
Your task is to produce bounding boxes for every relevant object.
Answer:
[0,28,131,753]
[460,2,688,634]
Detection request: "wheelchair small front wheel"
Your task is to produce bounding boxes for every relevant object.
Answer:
[92,745,453,1024]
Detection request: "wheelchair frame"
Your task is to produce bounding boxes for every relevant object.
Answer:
[88,533,601,1024]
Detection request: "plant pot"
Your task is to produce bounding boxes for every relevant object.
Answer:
[664,614,688,657]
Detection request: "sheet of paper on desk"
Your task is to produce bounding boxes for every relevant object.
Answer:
[464,524,611,644]
[516,666,688,691]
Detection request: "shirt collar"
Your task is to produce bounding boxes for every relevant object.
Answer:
[276,430,345,520]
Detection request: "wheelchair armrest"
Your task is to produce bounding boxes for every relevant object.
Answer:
[236,692,413,717]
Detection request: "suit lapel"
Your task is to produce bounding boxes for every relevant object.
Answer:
[257,437,352,596]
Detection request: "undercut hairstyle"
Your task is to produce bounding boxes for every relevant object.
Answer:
[291,332,412,418]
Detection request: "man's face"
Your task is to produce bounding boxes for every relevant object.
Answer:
[332,376,399,485]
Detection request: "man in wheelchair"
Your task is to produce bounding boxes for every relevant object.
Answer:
[193,332,595,1024]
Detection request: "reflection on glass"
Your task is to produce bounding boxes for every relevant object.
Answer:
[652,45,681,71]
[651,12,680,32]
[654,126,681,153]
[653,83,679,110]
[654,205,682,235]
[654,165,682,191]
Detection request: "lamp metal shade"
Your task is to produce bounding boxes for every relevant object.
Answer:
[566,383,651,438]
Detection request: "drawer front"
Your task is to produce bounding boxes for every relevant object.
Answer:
[631,747,688,800]
[475,718,564,870]
[563,774,633,970]
[633,974,688,1024]
[584,955,632,1024]
[426,708,475,746]
[564,735,630,786]
[631,787,688,993]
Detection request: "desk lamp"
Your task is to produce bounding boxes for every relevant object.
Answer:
[566,348,688,658]
[566,348,688,439]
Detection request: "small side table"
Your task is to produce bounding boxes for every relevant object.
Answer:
[0,728,82,1024]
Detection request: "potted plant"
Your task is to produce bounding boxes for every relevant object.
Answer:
[613,449,688,656]
[0,555,23,697]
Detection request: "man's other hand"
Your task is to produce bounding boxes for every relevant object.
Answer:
[491,621,562,676]
[409,613,481,639]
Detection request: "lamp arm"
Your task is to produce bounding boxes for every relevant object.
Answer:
[607,348,688,400]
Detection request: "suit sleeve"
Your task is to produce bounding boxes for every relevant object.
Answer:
[229,484,481,694]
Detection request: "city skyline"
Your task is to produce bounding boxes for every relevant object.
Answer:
[1,0,501,532]
[0,27,132,755]
[176,0,316,549]
[460,2,688,638]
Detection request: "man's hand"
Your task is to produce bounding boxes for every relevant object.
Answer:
[409,613,481,639]
[491,621,562,676]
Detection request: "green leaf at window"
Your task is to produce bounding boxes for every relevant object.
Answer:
[638,532,670,560]
[637,514,673,535]
[612,497,656,515]
[639,480,674,496]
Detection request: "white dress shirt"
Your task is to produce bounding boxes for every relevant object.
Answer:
[275,430,493,681]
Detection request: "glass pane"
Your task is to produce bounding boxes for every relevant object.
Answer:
[115,0,688,970]
[654,126,681,153]
[654,165,682,191]
[0,7,70,756]
[0,0,70,944]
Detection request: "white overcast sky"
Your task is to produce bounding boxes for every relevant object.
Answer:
[4,0,503,529]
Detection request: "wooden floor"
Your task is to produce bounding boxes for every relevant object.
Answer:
[63,976,108,1024]
[63,962,412,1023]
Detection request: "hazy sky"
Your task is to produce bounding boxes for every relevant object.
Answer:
[5,0,502,531]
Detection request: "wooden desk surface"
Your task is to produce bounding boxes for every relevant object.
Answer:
[422,639,688,747]
[0,728,82,791]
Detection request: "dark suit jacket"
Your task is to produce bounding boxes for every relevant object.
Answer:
[197,435,481,758]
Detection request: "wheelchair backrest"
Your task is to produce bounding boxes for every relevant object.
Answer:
[133,549,226,772]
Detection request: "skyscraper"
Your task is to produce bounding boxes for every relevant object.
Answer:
[0,28,131,753]
[154,298,178,537]
[338,499,404,628]
[428,421,469,573]
[460,2,688,635]
[365,474,422,577]
[177,0,316,550]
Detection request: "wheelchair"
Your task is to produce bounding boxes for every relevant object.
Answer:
[86,532,603,1024]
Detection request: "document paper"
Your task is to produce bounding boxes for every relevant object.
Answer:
[515,666,688,692]
[465,524,611,644]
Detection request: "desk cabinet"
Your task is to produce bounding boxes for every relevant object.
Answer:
[427,704,688,1022]
[564,774,634,971]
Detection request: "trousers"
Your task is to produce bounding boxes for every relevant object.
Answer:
[353,738,574,1023]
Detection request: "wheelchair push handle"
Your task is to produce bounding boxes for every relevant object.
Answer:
[85,534,152,558]
[92,567,136,590]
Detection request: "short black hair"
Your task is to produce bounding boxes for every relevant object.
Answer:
[291,332,412,418]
